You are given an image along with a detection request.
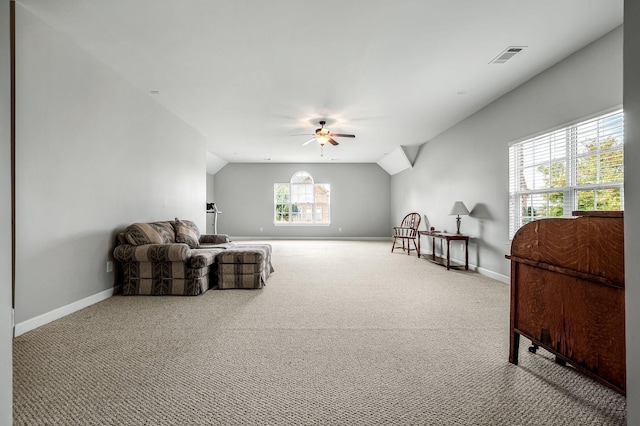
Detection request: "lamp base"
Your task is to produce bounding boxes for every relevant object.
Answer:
[456,216,462,234]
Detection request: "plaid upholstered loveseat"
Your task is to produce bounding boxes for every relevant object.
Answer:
[113,218,234,295]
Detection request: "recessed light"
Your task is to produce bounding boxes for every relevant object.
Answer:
[150,90,160,95]
[456,91,467,95]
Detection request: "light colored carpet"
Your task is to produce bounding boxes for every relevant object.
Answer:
[13,240,626,425]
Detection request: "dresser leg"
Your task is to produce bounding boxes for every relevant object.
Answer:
[510,332,520,364]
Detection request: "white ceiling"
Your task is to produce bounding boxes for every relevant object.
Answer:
[18,0,623,171]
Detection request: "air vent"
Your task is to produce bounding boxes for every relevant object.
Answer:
[489,46,526,64]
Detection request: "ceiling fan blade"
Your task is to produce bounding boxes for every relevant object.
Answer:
[302,137,316,146]
[330,133,356,138]
[328,137,339,146]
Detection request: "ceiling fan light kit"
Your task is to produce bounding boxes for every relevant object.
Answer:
[315,125,330,146]
[301,120,356,156]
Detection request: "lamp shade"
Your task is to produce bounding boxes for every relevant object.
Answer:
[449,201,469,216]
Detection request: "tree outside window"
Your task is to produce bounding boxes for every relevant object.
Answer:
[509,110,623,238]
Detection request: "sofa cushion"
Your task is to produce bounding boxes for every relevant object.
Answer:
[152,221,176,243]
[216,249,265,264]
[174,218,200,248]
[114,243,190,262]
[199,234,232,245]
[125,223,166,245]
[189,248,226,268]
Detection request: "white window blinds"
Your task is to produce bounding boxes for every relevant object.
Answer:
[508,110,624,239]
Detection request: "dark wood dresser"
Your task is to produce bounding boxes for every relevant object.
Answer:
[508,211,626,395]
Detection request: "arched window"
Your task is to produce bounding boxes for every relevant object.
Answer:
[274,172,330,225]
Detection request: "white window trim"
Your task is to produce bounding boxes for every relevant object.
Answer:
[274,171,331,226]
[273,223,331,227]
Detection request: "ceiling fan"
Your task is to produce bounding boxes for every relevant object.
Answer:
[301,120,356,147]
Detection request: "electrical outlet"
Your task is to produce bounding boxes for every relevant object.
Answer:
[106,261,113,273]
[260,227,264,232]
[338,227,342,232]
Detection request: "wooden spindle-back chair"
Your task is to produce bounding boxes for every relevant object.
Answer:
[391,212,421,256]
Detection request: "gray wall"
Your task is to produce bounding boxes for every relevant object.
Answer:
[214,163,391,238]
[624,1,640,422]
[392,26,623,280]
[14,5,208,324]
[0,0,13,423]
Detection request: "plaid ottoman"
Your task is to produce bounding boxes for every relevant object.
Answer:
[215,244,273,289]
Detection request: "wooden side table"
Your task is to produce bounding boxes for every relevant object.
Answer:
[418,231,469,270]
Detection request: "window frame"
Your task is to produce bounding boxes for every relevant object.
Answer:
[508,109,624,239]
[274,171,331,226]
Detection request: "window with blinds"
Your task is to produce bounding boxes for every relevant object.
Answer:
[508,109,624,239]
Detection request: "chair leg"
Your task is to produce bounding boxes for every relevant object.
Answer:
[393,237,421,255]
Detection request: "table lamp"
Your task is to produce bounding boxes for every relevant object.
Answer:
[449,201,469,234]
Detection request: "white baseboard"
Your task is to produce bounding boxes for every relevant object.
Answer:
[419,249,510,284]
[232,236,392,241]
[476,267,510,284]
[14,287,119,337]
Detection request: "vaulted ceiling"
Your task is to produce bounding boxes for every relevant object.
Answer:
[18,0,623,172]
